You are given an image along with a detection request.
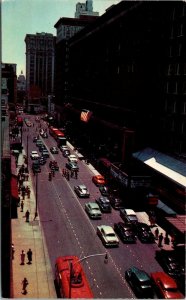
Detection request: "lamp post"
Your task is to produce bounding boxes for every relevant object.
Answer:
[69,252,108,298]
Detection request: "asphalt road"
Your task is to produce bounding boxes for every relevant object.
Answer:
[22,115,163,298]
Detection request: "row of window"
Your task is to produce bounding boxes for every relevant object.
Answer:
[166,80,186,94]
[167,63,186,76]
[165,98,186,114]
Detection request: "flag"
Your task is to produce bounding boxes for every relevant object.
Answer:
[80,110,92,122]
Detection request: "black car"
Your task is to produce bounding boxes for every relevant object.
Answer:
[109,196,125,209]
[41,150,49,158]
[63,150,70,157]
[66,161,79,171]
[39,145,47,152]
[99,186,109,196]
[125,266,154,298]
[155,249,185,278]
[114,222,136,243]
[135,222,155,243]
[50,147,59,154]
[32,161,41,173]
[95,196,112,213]
[38,156,47,165]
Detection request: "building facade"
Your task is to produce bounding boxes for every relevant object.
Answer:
[54,16,98,123]
[25,32,55,98]
[65,1,186,160]
[17,71,26,104]
[75,0,99,18]
[1,63,17,114]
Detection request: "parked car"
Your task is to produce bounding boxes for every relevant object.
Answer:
[155,250,185,278]
[63,150,71,157]
[135,222,155,243]
[32,161,41,173]
[114,222,136,243]
[125,266,154,298]
[50,147,59,154]
[66,161,79,171]
[97,225,119,247]
[99,186,109,196]
[59,145,68,152]
[92,175,106,186]
[41,149,49,158]
[74,184,90,198]
[109,196,125,209]
[68,154,78,163]
[120,209,138,224]
[95,196,112,213]
[85,202,102,219]
[151,272,184,299]
[30,150,40,160]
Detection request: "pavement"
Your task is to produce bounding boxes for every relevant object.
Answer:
[11,149,56,298]
[11,140,174,298]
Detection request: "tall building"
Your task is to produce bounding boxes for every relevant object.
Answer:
[75,0,99,18]
[1,63,17,114]
[17,71,26,104]
[25,32,55,98]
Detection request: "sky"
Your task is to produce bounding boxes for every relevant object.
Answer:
[2,0,121,76]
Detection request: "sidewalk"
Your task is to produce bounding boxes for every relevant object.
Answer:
[12,149,56,298]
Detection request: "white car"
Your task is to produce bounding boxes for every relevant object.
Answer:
[120,209,138,224]
[74,184,90,198]
[30,150,40,160]
[68,154,78,163]
[97,225,119,247]
[85,202,102,219]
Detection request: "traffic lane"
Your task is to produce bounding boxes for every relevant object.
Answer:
[51,176,135,298]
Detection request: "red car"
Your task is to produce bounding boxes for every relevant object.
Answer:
[92,175,106,186]
[151,272,184,299]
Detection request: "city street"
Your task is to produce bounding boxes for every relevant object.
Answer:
[21,114,163,298]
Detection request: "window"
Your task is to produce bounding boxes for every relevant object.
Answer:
[183,81,186,94]
[176,64,180,75]
[178,44,182,56]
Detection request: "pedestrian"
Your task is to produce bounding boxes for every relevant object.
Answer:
[154,227,159,240]
[71,170,73,178]
[22,277,28,294]
[20,200,24,212]
[27,188,31,199]
[25,173,29,181]
[67,171,70,181]
[164,232,170,245]
[62,168,65,177]
[22,189,25,200]
[158,233,163,247]
[17,196,20,207]
[25,210,30,222]
[27,248,33,264]
[20,250,25,265]
[12,243,15,259]
[75,170,78,179]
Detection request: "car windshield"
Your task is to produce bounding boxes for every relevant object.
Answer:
[107,233,115,237]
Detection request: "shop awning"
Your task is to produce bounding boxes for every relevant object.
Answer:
[11,176,19,199]
[157,200,176,216]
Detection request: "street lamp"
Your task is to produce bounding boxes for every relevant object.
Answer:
[69,252,108,298]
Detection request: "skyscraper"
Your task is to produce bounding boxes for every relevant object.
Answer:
[75,0,99,18]
[25,32,55,98]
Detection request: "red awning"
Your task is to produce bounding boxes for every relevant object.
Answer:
[11,177,19,199]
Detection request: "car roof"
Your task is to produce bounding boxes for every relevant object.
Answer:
[151,272,178,288]
[87,202,99,209]
[99,197,110,203]
[125,209,136,215]
[131,267,151,281]
[78,184,87,189]
[32,150,38,153]
[99,225,114,234]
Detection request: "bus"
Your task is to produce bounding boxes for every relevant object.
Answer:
[49,126,66,146]
[55,256,94,299]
